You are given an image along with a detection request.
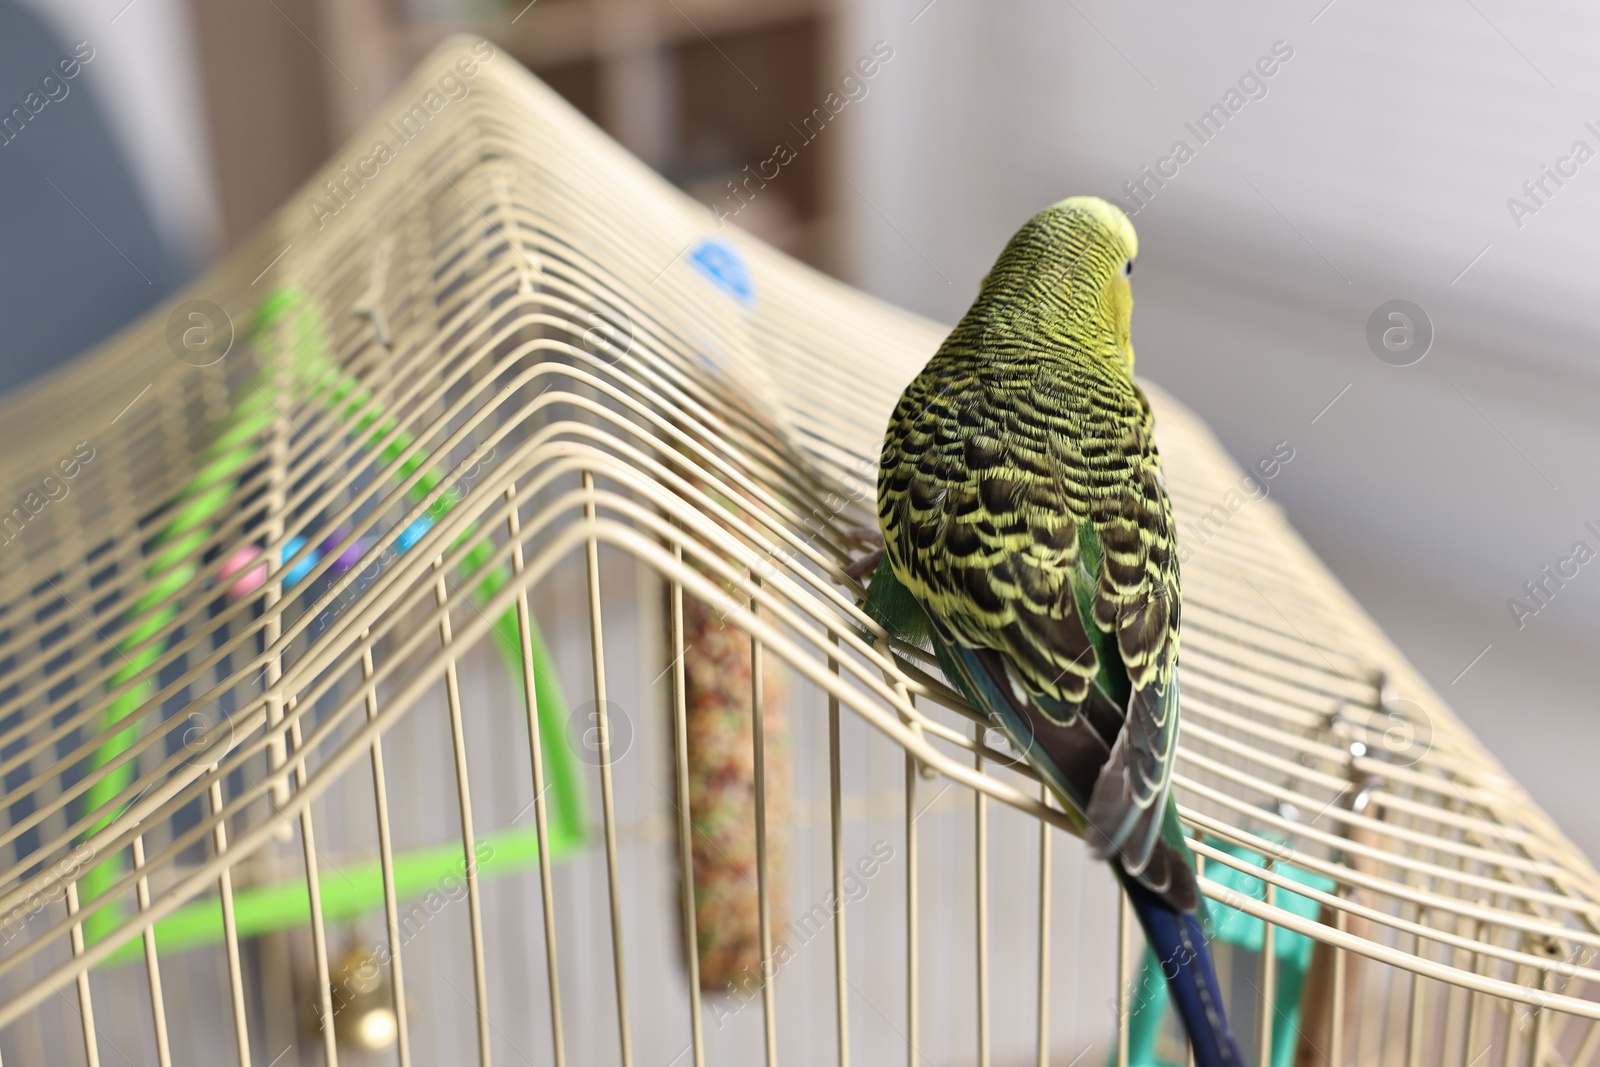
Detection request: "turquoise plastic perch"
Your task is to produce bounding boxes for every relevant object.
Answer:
[1120,836,1335,1067]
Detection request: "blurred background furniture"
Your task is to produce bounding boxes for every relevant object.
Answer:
[182,0,843,272]
[0,1,183,392]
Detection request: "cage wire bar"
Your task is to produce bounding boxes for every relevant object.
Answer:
[0,35,1595,1067]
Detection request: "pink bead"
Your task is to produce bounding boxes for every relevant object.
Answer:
[218,545,259,579]
[220,545,268,600]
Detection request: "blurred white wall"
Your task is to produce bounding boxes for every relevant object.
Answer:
[18,0,221,267]
[836,0,1600,857]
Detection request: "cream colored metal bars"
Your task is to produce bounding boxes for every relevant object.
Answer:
[0,35,1593,1067]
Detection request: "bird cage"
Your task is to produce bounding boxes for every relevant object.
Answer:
[0,36,1597,1067]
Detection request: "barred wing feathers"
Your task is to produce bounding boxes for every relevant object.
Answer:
[879,337,1182,887]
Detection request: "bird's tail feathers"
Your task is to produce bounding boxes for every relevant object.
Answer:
[1118,870,1245,1067]
[1129,825,1200,914]
[1085,727,1155,864]
[1085,681,1174,879]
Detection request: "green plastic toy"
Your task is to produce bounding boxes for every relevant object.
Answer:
[1120,836,1336,1067]
[77,286,586,956]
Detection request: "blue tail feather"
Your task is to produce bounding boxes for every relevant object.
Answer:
[1119,871,1245,1067]
[860,568,1241,1065]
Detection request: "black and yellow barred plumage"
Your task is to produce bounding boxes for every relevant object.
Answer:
[871,195,1243,1066]
[877,196,1186,903]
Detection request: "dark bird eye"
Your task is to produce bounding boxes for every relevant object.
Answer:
[1123,259,1134,277]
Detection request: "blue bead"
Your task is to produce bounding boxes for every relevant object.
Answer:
[395,515,433,553]
[689,239,754,304]
[281,535,319,588]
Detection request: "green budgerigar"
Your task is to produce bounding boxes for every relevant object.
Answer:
[867,197,1243,1066]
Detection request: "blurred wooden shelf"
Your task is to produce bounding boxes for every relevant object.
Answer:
[189,0,840,270]
[485,0,827,68]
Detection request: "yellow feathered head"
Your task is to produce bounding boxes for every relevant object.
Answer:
[979,195,1139,373]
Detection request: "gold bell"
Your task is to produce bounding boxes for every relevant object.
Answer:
[304,944,405,1051]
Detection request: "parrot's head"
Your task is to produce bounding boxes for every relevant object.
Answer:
[981,195,1140,375]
